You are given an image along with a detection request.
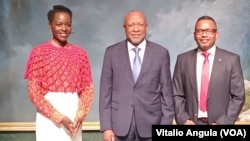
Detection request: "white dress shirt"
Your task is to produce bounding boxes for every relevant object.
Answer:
[196,45,216,118]
[127,39,146,70]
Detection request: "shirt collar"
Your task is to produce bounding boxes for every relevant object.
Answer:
[127,39,146,51]
[198,45,216,56]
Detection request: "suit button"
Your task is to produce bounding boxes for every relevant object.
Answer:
[195,113,198,117]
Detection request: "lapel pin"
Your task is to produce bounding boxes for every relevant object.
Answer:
[219,59,221,61]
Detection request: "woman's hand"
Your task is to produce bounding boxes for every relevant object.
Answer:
[60,116,75,136]
[71,118,82,138]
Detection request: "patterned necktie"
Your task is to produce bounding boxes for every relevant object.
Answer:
[200,52,210,112]
[132,47,141,82]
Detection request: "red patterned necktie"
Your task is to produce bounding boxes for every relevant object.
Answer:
[200,52,210,112]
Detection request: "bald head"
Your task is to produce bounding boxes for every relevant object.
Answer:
[123,10,147,26]
[123,10,148,46]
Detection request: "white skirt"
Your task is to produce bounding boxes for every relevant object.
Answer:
[36,92,82,141]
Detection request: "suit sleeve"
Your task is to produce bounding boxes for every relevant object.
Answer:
[99,48,113,131]
[173,55,190,124]
[160,49,175,124]
[216,55,245,124]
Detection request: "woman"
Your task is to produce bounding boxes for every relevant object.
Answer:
[24,5,94,141]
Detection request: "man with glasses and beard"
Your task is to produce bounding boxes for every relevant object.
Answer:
[173,16,245,125]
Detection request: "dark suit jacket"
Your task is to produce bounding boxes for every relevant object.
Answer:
[173,47,245,124]
[99,40,174,137]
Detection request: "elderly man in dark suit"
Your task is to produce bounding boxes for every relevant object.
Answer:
[173,15,245,125]
[99,10,174,141]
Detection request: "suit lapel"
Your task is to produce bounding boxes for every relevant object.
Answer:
[138,40,151,81]
[208,47,222,98]
[120,40,135,83]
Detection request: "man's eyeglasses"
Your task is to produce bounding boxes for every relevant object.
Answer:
[195,29,217,35]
